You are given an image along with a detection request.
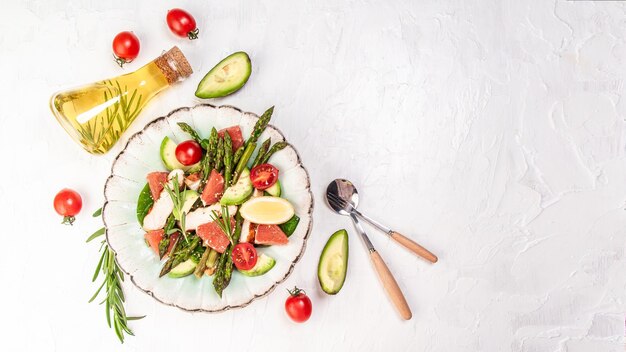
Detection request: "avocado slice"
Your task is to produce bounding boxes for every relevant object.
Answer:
[168,257,199,278]
[220,168,253,205]
[239,253,276,277]
[264,180,281,197]
[195,52,252,99]
[318,229,349,295]
[160,136,200,172]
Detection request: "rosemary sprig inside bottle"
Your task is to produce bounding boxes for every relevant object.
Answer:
[87,207,144,343]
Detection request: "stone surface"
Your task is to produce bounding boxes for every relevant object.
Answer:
[0,0,625,351]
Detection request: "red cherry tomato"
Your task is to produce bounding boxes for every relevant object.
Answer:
[54,188,83,225]
[231,243,258,271]
[166,8,199,40]
[112,31,140,67]
[285,287,312,323]
[249,164,279,190]
[175,140,203,166]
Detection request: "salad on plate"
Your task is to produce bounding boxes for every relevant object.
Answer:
[136,107,300,297]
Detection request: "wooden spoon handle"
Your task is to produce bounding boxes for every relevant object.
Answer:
[369,250,412,320]
[389,231,438,263]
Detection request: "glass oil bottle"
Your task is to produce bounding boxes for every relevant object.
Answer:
[50,46,192,154]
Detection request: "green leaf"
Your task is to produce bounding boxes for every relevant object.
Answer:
[127,315,146,321]
[92,208,102,217]
[136,183,153,226]
[105,299,112,328]
[86,227,106,243]
[114,318,124,343]
[92,249,106,281]
[88,280,106,303]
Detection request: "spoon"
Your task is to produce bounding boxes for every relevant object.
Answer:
[326,179,438,263]
[325,179,412,320]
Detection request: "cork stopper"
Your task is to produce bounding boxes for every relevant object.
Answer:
[154,46,193,84]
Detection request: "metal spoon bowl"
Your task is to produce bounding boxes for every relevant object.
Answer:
[325,179,359,215]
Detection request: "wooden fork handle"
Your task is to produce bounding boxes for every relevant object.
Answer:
[369,250,412,320]
[390,231,438,263]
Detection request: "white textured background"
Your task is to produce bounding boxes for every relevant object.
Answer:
[1,0,625,351]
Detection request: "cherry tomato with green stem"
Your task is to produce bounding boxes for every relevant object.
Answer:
[54,188,83,225]
[112,31,140,67]
[166,9,199,40]
[285,287,312,323]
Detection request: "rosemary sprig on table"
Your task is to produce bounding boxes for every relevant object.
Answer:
[87,207,144,343]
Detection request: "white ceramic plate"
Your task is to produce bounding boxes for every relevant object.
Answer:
[102,104,313,312]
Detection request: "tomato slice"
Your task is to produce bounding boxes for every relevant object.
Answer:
[231,243,258,271]
[250,164,279,190]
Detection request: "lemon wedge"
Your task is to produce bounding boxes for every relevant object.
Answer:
[239,196,295,225]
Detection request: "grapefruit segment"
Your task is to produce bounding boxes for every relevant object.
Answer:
[255,224,289,245]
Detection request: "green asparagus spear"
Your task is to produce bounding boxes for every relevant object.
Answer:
[159,235,201,277]
[233,212,243,244]
[222,249,234,292]
[205,249,219,275]
[259,141,288,164]
[212,213,242,296]
[213,246,232,297]
[214,137,224,173]
[233,145,244,166]
[159,234,181,277]
[194,247,211,278]
[158,215,176,259]
[223,133,233,187]
[170,236,201,269]
[208,127,218,156]
[202,128,219,182]
[246,106,274,148]
[231,142,256,184]
[177,122,202,143]
[158,236,170,260]
[200,152,211,181]
[251,139,271,168]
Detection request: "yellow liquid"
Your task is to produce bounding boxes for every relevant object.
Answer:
[50,62,170,154]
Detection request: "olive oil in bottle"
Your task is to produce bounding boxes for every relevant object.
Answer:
[50,46,192,154]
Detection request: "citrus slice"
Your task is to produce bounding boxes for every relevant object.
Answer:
[239,196,295,225]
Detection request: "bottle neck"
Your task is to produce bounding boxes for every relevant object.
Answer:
[153,46,193,84]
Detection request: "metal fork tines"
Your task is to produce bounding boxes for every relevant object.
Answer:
[326,192,353,210]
